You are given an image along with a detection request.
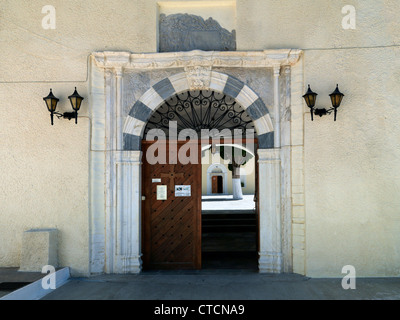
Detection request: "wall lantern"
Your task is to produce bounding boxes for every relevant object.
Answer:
[43,87,84,125]
[303,84,344,121]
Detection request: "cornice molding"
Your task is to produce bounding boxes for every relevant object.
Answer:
[91,49,303,70]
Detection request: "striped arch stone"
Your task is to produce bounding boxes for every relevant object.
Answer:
[123,72,274,150]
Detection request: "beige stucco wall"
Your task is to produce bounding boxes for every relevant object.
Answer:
[1,0,400,277]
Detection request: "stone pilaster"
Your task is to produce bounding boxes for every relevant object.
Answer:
[258,149,282,273]
[113,151,143,274]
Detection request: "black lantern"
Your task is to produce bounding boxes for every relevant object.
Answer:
[43,87,84,125]
[303,84,344,121]
[68,87,84,124]
[329,84,345,121]
[302,85,318,121]
[43,89,59,125]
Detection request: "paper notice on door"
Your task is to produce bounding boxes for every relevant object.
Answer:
[175,185,191,197]
[156,185,167,200]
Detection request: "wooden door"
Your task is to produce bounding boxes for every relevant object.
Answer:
[212,176,218,194]
[212,176,223,194]
[142,140,201,270]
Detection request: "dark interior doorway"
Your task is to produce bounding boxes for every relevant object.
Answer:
[201,207,258,270]
[201,141,258,271]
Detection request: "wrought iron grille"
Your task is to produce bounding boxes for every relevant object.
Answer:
[144,90,255,138]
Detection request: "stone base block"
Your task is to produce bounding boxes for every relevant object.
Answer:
[19,229,58,272]
[258,251,282,274]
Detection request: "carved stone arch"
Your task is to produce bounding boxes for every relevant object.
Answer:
[89,50,305,275]
[122,71,274,150]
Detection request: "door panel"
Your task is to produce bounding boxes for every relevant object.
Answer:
[212,176,218,194]
[142,141,201,270]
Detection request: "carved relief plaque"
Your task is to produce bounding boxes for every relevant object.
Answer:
[184,65,212,90]
[159,13,236,52]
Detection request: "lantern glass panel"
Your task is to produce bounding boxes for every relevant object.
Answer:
[329,85,344,109]
[51,98,58,111]
[43,89,59,112]
[44,99,52,112]
[303,86,318,109]
[68,88,84,111]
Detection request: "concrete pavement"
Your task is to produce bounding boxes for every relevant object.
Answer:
[42,271,400,300]
[201,195,255,211]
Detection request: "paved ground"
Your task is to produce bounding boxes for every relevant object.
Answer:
[42,271,400,300]
[0,268,46,298]
[4,196,399,301]
[201,195,255,211]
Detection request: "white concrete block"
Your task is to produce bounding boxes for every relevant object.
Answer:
[19,229,58,272]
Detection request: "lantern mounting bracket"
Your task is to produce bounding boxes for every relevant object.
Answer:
[54,111,78,121]
[313,107,335,117]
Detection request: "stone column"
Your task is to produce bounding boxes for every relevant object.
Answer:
[273,65,281,148]
[113,151,143,273]
[114,67,124,151]
[258,148,282,273]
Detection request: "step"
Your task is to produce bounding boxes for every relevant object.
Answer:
[202,212,257,233]
[202,226,257,233]
[202,232,257,252]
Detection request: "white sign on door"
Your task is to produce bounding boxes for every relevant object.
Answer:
[156,185,167,200]
[175,185,191,197]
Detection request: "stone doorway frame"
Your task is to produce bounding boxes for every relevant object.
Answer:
[89,49,305,275]
[207,164,228,195]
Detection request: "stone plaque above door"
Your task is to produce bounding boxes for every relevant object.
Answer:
[159,13,236,52]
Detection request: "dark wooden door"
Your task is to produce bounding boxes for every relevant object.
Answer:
[212,176,218,194]
[212,176,223,194]
[142,140,201,270]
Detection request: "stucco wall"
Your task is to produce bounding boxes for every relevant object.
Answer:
[1,0,400,277]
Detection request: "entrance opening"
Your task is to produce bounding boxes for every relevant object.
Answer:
[142,89,259,271]
[201,142,258,271]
